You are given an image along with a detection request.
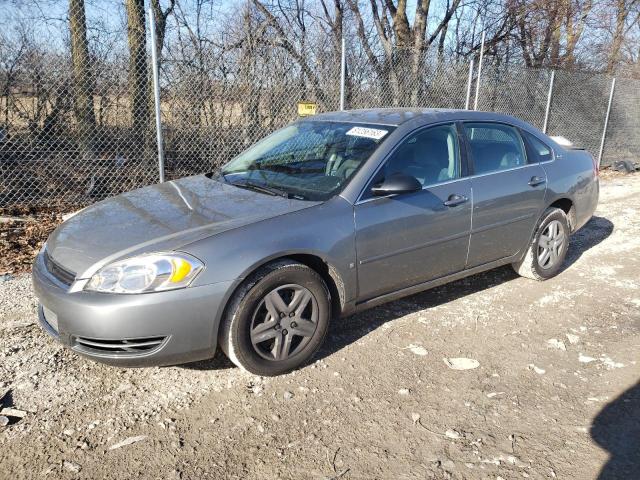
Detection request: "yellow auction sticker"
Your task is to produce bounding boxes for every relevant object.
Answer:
[297,102,318,116]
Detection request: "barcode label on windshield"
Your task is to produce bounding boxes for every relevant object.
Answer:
[346,127,388,140]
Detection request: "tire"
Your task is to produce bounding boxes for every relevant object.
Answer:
[219,259,331,376]
[512,207,570,281]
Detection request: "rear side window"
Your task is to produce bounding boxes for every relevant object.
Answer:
[521,130,554,163]
[464,123,527,175]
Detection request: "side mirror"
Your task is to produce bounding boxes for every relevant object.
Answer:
[371,173,422,196]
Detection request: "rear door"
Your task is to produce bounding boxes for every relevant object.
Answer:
[354,123,472,301]
[463,122,547,268]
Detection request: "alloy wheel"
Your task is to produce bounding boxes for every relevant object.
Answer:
[249,284,318,361]
[537,220,565,269]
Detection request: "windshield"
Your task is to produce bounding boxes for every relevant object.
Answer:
[217,121,395,201]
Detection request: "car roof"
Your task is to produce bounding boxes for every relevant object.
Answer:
[308,108,531,129]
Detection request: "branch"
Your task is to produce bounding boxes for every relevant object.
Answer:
[425,0,461,47]
[347,0,383,75]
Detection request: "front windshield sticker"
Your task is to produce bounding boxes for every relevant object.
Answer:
[346,126,389,140]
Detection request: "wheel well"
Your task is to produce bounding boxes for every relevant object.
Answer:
[549,198,576,230]
[286,254,344,320]
[227,254,345,322]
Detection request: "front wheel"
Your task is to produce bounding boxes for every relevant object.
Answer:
[219,260,331,376]
[512,207,570,280]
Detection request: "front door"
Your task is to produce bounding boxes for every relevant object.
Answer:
[462,122,547,267]
[354,123,472,301]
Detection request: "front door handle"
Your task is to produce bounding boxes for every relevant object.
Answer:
[528,176,546,187]
[443,194,469,207]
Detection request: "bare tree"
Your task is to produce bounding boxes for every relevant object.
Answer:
[347,0,461,104]
[125,0,149,149]
[506,0,606,69]
[509,0,563,67]
[151,0,177,71]
[315,0,345,63]
[564,0,593,67]
[69,0,95,156]
[249,0,331,104]
[606,0,638,73]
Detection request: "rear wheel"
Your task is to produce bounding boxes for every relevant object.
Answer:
[512,207,570,280]
[219,260,330,376]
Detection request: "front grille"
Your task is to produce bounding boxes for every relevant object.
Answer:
[73,336,167,355]
[43,250,76,286]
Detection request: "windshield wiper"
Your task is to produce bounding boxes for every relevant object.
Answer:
[231,180,293,199]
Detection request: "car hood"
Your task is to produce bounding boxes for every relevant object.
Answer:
[45,175,320,278]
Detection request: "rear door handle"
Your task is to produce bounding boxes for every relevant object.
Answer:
[443,194,469,207]
[528,176,546,187]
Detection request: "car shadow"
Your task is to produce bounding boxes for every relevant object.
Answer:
[563,215,614,270]
[179,349,235,371]
[183,215,613,371]
[317,264,519,361]
[591,381,640,479]
[317,214,613,361]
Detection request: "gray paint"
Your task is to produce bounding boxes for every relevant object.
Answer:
[33,252,232,367]
[46,175,320,278]
[355,179,472,300]
[33,108,599,367]
[465,164,547,267]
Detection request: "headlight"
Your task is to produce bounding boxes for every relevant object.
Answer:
[85,253,204,294]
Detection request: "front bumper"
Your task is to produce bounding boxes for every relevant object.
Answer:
[32,251,233,367]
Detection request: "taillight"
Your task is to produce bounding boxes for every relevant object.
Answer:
[591,154,599,177]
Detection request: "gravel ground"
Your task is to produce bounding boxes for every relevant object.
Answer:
[0,174,638,479]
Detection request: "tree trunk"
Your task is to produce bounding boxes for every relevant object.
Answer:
[549,2,564,67]
[150,0,176,74]
[606,0,629,74]
[69,0,95,158]
[240,6,261,141]
[564,0,592,67]
[125,0,149,153]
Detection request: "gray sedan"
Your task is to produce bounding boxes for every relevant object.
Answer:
[33,109,599,376]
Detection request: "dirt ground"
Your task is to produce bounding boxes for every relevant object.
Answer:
[0,174,638,480]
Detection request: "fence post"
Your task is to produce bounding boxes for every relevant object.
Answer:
[149,6,165,183]
[542,70,555,134]
[473,31,485,111]
[339,36,346,111]
[465,58,474,110]
[598,77,616,167]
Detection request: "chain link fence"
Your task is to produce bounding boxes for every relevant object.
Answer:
[546,69,613,158]
[476,61,552,130]
[347,48,471,110]
[0,1,160,208]
[602,76,640,165]
[0,2,339,209]
[1,5,638,210]
[159,42,339,183]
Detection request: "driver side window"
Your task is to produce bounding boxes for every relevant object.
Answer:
[375,123,461,190]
